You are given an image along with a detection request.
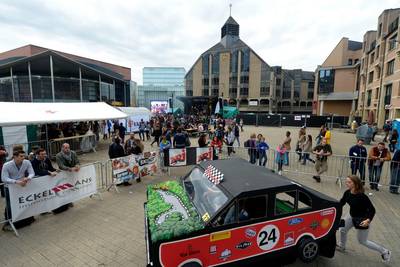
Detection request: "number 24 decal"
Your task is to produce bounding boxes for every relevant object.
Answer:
[257,225,280,251]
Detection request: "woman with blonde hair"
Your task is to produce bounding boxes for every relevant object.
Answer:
[338,175,391,263]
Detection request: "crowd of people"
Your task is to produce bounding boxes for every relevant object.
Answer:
[0,143,80,231]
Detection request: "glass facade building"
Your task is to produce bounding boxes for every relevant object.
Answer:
[137,67,186,109]
[0,48,131,106]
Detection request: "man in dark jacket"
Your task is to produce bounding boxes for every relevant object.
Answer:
[31,148,57,177]
[368,142,391,191]
[173,128,186,148]
[108,138,125,159]
[349,139,368,184]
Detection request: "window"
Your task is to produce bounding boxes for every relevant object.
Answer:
[368,71,374,83]
[388,17,399,35]
[211,88,219,97]
[348,59,353,65]
[376,45,380,59]
[376,66,381,78]
[385,84,392,105]
[240,49,250,72]
[308,91,314,99]
[389,34,398,51]
[202,77,209,86]
[229,87,237,98]
[378,23,382,37]
[240,76,249,84]
[202,55,209,75]
[230,51,239,73]
[186,90,193,96]
[260,86,270,96]
[297,191,312,210]
[276,78,281,86]
[275,191,296,215]
[318,69,335,94]
[387,59,395,76]
[239,87,248,96]
[370,52,375,64]
[229,76,237,85]
[212,77,219,86]
[354,59,359,64]
[214,195,267,226]
[212,53,220,74]
[308,82,315,89]
[375,88,379,99]
[202,88,209,96]
[367,90,372,106]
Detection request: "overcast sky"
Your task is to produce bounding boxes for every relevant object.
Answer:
[0,0,398,84]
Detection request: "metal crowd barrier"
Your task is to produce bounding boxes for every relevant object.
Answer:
[3,140,49,160]
[48,134,97,159]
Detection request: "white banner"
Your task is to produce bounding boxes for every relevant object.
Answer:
[169,148,187,166]
[196,147,213,164]
[8,165,97,222]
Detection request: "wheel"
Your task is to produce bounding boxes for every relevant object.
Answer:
[297,237,319,263]
[181,262,202,267]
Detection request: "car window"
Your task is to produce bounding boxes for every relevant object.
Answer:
[297,191,312,210]
[213,202,237,226]
[275,191,296,215]
[183,167,229,221]
[238,195,267,222]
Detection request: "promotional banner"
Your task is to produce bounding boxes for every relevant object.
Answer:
[151,101,168,114]
[196,147,213,164]
[111,151,158,184]
[169,148,187,166]
[8,165,97,222]
[119,114,149,133]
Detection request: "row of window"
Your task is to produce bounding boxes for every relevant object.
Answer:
[368,59,396,83]
[202,49,251,76]
[366,84,392,106]
[215,190,312,226]
[363,34,397,70]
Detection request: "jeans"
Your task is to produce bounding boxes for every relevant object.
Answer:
[234,136,240,147]
[227,142,234,156]
[351,161,366,182]
[339,214,387,254]
[389,142,396,152]
[259,153,267,166]
[249,149,257,164]
[302,153,315,164]
[139,130,145,141]
[368,165,383,187]
[285,152,290,166]
[390,166,400,193]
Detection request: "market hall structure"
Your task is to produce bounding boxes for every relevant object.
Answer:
[0,44,131,106]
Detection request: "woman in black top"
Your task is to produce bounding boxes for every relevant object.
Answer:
[338,175,391,263]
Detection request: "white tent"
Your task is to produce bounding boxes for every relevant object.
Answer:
[0,102,127,127]
[116,107,151,133]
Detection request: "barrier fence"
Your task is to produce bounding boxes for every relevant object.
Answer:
[49,134,97,159]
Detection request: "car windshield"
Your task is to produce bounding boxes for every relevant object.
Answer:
[183,167,229,222]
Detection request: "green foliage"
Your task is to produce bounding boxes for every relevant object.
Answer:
[147,180,205,242]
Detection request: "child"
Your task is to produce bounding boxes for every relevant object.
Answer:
[276,144,287,175]
[257,137,269,167]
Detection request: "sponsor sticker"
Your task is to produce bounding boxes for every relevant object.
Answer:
[236,241,252,250]
[202,212,210,222]
[209,245,217,255]
[219,249,231,261]
[210,231,231,242]
[321,209,334,216]
[257,225,280,251]
[284,232,295,246]
[288,217,304,226]
[245,228,257,238]
[310,220,319,230]
[321,218,330,229]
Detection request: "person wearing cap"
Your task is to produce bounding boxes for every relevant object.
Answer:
[349,139,368,184]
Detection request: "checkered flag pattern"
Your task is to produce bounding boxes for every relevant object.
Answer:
[204,165,224,184]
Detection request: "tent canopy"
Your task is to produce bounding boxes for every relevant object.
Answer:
[117,107,151,116]
[0,102,128,127]
[223,106,239,119]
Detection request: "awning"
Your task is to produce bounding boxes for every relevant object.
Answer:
[117,107,151,116]
[0,102,128,126]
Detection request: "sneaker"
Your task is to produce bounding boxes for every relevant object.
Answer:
[278,171,282,175]
[2,224,12,232]
[312,176,321,183]
[336,244,345,252]
[381,250,391,263]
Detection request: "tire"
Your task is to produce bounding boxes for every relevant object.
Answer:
[297,237,319,263]
[181,262,202,267]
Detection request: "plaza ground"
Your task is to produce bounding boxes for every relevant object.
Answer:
[0,126,398,267]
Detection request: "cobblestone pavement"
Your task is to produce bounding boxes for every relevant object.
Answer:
[0,126,398,266]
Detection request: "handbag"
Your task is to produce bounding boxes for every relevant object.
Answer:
[352,217,369,230]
